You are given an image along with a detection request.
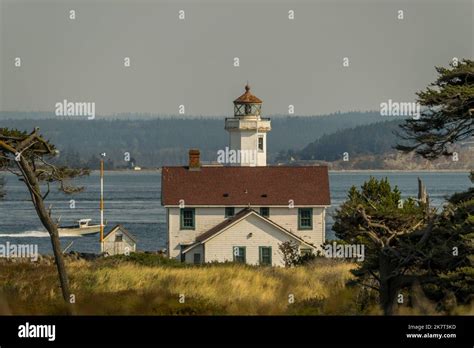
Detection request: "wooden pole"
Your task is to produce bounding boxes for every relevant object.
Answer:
[100,157,104,250]
[417,177,427,204]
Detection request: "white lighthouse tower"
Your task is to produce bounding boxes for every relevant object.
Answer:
[225,84,271,166]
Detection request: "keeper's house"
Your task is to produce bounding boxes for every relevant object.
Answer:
[161,85,330,266]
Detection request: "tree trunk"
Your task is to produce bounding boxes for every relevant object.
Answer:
[18,159,72,312]
[379,252,398,315]
[37,199,71,304]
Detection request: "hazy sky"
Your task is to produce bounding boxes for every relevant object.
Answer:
[1,0,472,116]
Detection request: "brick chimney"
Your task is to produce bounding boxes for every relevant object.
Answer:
[188,149,201,171]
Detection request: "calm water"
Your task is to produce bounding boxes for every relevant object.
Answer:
[0,171,471,254]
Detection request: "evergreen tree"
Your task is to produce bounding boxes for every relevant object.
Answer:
[0,128,89,311]
[333,177,431,315]
[395,59,474,310]
[421,186,474,309]
[396,59,474,159]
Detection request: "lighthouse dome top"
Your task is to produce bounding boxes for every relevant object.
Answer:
[233,84,262,104]
[233,84,262,117]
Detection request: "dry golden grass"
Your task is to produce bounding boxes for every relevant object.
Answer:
[0,257,356,315]
[1,256,471,315]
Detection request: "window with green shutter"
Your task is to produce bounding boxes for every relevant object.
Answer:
[259,246,272,266]
[233,246,246,263]
[180,208,195,229]
[298,208,313,230]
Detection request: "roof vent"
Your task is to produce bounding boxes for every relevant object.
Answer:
[261,194,267,197]
[223,193,229,197]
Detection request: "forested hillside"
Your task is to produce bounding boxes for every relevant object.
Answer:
[0,112,390,167]
[290,120,403,161]
[276,119,473,170]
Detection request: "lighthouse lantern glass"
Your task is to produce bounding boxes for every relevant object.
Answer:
[234,103,261,117]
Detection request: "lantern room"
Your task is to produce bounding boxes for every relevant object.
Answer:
[233,84,263,117]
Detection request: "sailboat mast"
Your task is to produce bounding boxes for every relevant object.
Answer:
[100,154,105,247]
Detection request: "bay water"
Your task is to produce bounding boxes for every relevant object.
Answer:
[0,171,471,254]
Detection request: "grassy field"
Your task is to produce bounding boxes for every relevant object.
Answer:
[1,254,470,315]
[0,255,365,315]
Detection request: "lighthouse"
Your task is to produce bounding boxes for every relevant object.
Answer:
[224,84,271,166]
[162,84,331,266]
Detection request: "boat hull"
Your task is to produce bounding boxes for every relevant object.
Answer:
[58,225,101,236]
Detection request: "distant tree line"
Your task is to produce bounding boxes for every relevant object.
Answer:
[0,112,391,168]
[277,120,403,162]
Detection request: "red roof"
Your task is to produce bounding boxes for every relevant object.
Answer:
[233,84,263,104]
[161,166,330,206]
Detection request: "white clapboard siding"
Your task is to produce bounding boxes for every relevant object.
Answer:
[203,214,310,267]
[168,207,226,258]
[267,207,325,246]
[168,206,326,259]
[103,232,136,256]
[184,244,204,264]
